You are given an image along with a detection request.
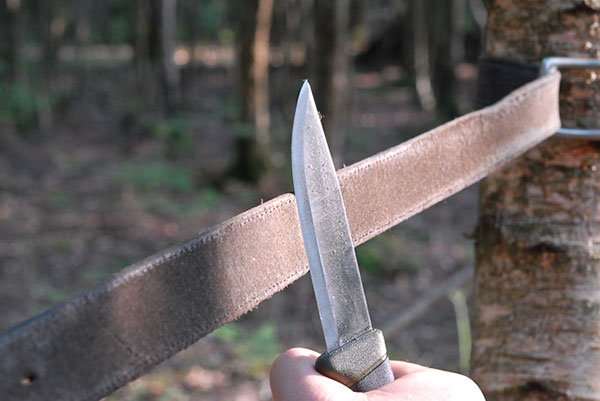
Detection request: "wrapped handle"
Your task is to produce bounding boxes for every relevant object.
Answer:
[315,329,394,392]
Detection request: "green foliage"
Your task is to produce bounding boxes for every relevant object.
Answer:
[210,323,241,342]
[52,239,72,254]
[181,187,221,213]
[217,28,235,45]
[115,162,195,193]
[82,259,132,284]
[114,161,226,217]
[216,99,239,123]
[233,122,255,140]
[108,15,131,44]
[140,187,223,216]
[45,286,71,303]
[177,0,235,43]
[0,83,42,136]
[210,322,281,377]
[45,191,74,209]
[231,123,272,182]
[356,233,422,276]
[151,117,194,159]
[198,4,218,38]
[240,323,281,374]
[87,0,134,44]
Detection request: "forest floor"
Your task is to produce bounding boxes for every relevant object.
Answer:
[0,60,479,401]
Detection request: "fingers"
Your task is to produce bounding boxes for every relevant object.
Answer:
[388,360,428,378]
[370,362,485,401]
[269,347,319,390]
[270,349,485,401]
[269,348,362,401]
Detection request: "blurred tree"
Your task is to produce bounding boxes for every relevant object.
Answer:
[26,0,66,131]
[430,0,458,116]
[352,0,462,116]
[135,0,181,115]
[412,0,458,115]
[39,0,65,75]
[182,0,199,66]
[412,0,436,112]
[0,0,20,82]
[354,5,409,71]
[233,0,274,182]
[147,0,161,61]
[349,0,366,35]
[73,0,92,44]
[133,0,149,72]
[473,1,600,400]
[159,0,181,115]
[313,0,350,164]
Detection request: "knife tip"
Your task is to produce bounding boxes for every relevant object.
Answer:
[300,80,311,99]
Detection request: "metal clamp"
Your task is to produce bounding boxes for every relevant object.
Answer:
[540,57,600,139]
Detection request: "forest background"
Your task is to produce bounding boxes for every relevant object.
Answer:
[0,1,486,400]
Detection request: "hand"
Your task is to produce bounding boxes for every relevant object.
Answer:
[270,348,485,401]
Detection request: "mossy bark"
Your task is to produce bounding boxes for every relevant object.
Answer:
[473,1,600,400]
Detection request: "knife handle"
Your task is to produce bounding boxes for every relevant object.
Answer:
[315,329,394,392]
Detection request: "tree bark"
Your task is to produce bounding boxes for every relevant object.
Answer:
[473,1,600,400]
[233,0,274,182]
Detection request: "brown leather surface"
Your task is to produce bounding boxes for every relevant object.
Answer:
[0,72,560,401]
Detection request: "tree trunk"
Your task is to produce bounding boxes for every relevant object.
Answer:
[73,0,92,44]
[131,0,154,113]
[233,0,274,182]
[143,0,181,115]
[160,0,181,115]
[430,0,458,116]
[251,0,273,147]
[40,0,64,73]
[0,0,19,82]
[473,1,600,400]
[133,0,148,70]
[147,0,161,63]
[412,0,436,112]
[349,0,366,33]
[34,0,64,132]
[183,0,199,68]
[313,0,350,164]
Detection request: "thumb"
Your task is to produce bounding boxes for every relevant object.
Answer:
[269,348,363,401]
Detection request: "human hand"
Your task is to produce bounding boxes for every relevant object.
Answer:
[270,348,485,401]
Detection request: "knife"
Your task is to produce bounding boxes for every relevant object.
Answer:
[291,81,395,392]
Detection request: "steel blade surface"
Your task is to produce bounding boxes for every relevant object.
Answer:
[291,81,372,350]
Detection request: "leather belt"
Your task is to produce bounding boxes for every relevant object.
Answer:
[475,56,540,108]
[0,72,561,401]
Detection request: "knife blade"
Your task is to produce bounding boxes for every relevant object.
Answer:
[291,81,394,392]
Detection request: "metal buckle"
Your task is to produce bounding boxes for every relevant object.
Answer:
[540,57,600,139]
